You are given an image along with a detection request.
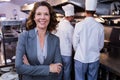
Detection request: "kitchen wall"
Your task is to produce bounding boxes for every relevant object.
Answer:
[0,2,28,20]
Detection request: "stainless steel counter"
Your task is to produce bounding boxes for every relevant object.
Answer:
[100,53,120,76]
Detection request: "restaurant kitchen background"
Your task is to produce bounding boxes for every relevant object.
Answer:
[0,0,120,80]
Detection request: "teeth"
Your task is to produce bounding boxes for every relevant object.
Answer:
[40,22,45,24]
[38,20,45,23]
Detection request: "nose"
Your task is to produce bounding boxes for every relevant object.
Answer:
[40,14,45,19]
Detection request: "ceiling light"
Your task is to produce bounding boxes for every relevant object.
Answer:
[0,0,11,2]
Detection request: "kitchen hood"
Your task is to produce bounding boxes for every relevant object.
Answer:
[21,0,85,14]
[53,0,120,15]
[21,3,34,14]
[52,1,85,14]
[20,0,120,15]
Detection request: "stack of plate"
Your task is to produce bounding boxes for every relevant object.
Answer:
[0,67,13,72]
[1,72,18,80]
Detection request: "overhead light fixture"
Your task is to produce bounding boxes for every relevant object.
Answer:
[0,0,11,2]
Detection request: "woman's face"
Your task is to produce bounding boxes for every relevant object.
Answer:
[34,6,50,30]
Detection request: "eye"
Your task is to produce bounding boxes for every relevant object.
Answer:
[45,13,49,16]
[36,13,41,15]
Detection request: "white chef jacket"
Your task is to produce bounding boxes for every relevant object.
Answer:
[73,17,104,63]
[55,18,74,56]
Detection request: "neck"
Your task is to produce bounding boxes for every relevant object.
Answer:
[85,12,93,17]
[86,14,93,17]
[65,17,72,22]
[37,28,46,37]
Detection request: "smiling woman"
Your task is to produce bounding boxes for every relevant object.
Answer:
[34,6,50,31]
[15,1,62,80]
[26,1,58,31]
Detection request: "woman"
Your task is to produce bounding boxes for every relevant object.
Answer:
[15,1,62,80]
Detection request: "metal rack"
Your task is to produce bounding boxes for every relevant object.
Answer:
[0,20,22,68]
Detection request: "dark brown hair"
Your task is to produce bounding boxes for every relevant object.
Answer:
[85,10,95,15]
[26,1,58,32]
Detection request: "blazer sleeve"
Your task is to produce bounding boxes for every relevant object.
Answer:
[54,37,62,63]
[15,32,49,76]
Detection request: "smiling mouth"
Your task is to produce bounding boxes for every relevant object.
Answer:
[38,21,46,24]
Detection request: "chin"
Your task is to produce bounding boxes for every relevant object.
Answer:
[38,26,47,29]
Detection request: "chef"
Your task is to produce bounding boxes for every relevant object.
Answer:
[73,0,104,80]
[55,4,74,80]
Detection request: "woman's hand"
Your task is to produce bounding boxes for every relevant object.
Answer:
[49,63,62,74]
[23,55,29,65]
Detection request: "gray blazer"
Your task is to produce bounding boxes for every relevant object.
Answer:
[15,29,62,80]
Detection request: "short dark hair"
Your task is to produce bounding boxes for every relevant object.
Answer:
[26,1,58,32]
[85,10,95,15]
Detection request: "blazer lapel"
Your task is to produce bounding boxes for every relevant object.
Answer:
[44,33,53,64]
[28,29,40,65]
